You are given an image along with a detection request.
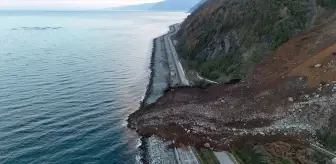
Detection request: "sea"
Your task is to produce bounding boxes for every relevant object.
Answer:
[0,11,187,164]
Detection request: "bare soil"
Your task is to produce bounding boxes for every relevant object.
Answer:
[128,20,336,154]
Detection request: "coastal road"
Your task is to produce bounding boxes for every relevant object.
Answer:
[175,147,199,164]
[163,23,236,164]
[164,24,189,86]
[163,24,198,164]
[214,152,236,164]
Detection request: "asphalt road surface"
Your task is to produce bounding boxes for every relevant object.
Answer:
[214,152,235,164]
[164,24,189,86]
[162,24,198,164]
[163,23,238,164]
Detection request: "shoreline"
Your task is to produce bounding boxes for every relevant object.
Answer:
[134,24,201,163]
[136,35,176,163]
[140,38,157,107]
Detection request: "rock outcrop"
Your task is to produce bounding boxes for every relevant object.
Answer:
[176,0,336,82]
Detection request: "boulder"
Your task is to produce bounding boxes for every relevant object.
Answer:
[204,143,211,148]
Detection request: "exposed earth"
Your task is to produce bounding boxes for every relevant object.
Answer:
[128,18,336,161]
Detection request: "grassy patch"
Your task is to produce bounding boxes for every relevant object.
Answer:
[232,144,270,164]
[275,157,293,164]
[316,128,336,151]
[314,151,331,164]
[195,148,220,164]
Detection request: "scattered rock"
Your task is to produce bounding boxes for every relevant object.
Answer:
[288,97,294,102]
[314,64,322,68]
[204,143,211,148]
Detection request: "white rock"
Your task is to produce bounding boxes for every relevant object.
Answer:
[288,97,294,102]
[332,157,336,164]
[304,95,310,98]
[315,64,322,68]
[204,143,211,148]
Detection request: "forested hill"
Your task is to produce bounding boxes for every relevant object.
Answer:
[176,0,336,82]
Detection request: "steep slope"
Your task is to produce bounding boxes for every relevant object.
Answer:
[128,0,336,163]
[129,16,336,163]
[189,0,207,13]
[176,0,336,82]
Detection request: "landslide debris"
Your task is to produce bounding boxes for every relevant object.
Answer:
[128,17,336,152]
[128,0,336,163]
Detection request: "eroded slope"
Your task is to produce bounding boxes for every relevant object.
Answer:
[128,19,336,150]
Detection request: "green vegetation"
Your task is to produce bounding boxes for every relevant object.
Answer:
[313,127,336,163]
[177,0,336,81]
[195,148,219,164]
[232,144,270,164]
[314,151,331,164]
[199,53,243,81]
[232,144,298,164]
[276,158,292,164]
[316,128,336,151]
[317,0,336,8]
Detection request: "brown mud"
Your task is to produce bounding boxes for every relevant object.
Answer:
[128,20,336,151]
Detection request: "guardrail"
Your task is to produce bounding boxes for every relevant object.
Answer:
[196,73,219,84]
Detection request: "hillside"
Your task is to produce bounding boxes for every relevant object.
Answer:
[129,17,336,164]
[176,0,336,82]
[128,0,336,163]
[189,0,207,13]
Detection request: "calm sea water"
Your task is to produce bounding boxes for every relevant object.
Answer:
[0,11,187,164]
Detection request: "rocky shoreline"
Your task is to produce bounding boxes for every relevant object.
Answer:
[136,36,178,163]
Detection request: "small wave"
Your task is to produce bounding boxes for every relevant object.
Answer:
[136,138,142,148]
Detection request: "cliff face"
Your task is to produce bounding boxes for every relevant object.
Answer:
[176,0,336,82]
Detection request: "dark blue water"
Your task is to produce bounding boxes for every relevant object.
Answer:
[0,11,187,164]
